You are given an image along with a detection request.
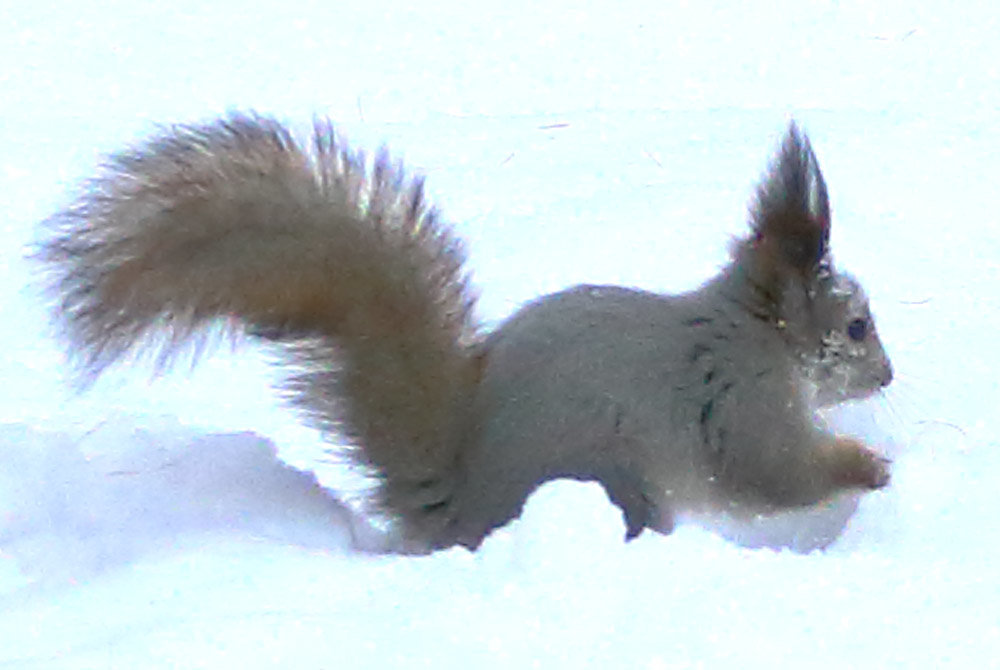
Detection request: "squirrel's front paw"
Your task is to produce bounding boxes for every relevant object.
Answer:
[830,437,891,490]
[864,453,892,489]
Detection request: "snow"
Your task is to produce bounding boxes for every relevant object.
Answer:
[2,1,999,667]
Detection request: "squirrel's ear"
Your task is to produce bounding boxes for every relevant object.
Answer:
[737,123,831,284]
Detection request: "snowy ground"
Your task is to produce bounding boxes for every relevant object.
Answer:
[2,1,998,668]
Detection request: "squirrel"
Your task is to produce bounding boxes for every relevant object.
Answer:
[36,113,893,552]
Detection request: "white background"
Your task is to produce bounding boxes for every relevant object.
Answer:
[1,1,998,667]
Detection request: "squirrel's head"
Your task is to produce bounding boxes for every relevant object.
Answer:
[731,123,893,407]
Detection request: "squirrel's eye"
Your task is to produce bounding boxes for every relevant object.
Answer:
[847,318,868,341]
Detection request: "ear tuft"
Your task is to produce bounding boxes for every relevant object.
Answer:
[746,122,831,274]
[728,123,835,315]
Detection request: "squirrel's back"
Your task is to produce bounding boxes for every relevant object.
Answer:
[37,115,893,552]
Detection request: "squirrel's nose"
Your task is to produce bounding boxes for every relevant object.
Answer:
[879,359,894,388]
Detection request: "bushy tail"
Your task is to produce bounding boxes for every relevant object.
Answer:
[37,113,480,542]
